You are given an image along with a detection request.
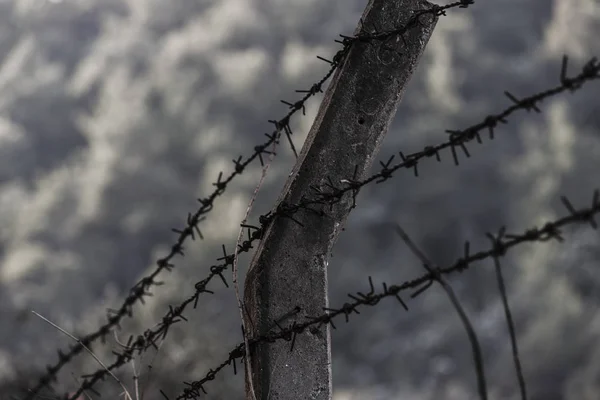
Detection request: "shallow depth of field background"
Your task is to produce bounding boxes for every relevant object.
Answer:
[0,0,599,399]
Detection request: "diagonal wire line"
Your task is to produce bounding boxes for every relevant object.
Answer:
[169,189,598,400]
[60,53,600,400]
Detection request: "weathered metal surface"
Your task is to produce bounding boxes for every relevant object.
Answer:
[243,1,437,398]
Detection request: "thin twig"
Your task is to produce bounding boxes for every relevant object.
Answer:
[70,374,92,400]
[31,311,134,400]
[131,359,140,400]
[140,337,166,400]
[112,312,166,400]
[394,224,488,400]
[492,255,527,400]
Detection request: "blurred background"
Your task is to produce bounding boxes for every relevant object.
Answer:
[0,0,599,399]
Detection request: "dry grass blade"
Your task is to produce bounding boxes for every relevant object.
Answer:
[491,255,527,400]
[30,311,134,400]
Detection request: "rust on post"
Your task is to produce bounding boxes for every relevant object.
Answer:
[243,1,437,398]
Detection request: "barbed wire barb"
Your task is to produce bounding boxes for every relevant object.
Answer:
[169,188,599,399]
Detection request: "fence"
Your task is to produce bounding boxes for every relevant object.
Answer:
[8,0,600,399]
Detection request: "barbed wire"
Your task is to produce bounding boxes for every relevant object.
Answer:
[60,52,599,400]
[168,189,599,400]
[23,2,473,399]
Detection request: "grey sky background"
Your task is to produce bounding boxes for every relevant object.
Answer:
[0,0,599,399]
